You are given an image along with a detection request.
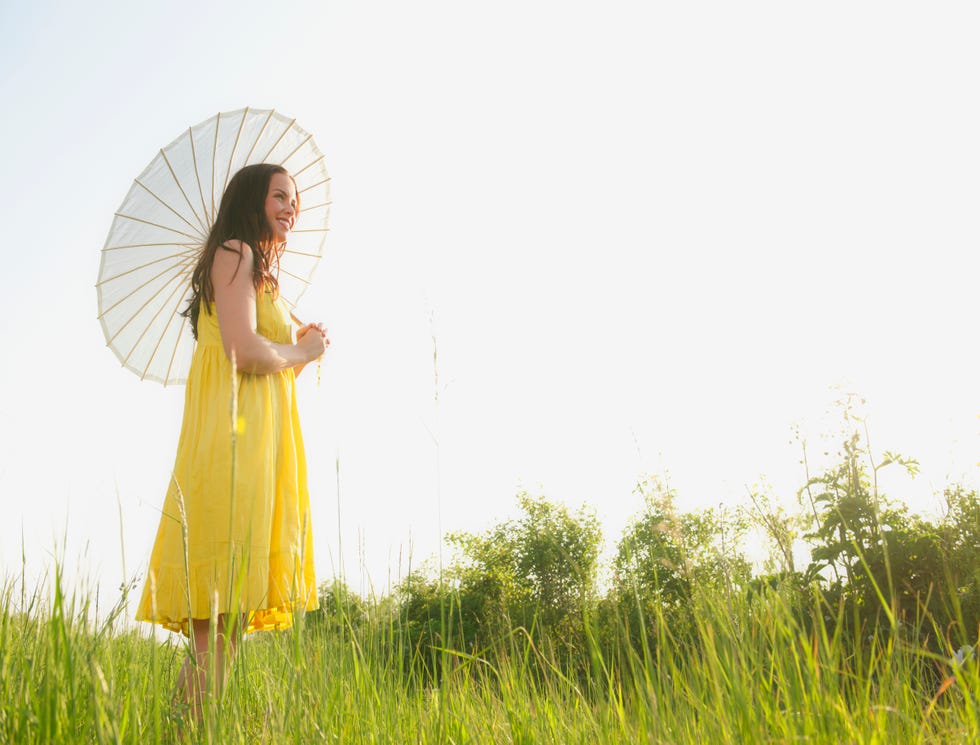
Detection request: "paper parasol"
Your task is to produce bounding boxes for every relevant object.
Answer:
[96,107,330,385]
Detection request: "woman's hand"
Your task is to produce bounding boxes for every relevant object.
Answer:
[296,323,329,362]
[294,322,330,378]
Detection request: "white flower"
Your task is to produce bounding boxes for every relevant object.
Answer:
[951,645,975,667]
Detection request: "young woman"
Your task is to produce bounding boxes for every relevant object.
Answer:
[135,163,328,715]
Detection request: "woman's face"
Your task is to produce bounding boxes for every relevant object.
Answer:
[264,172,298,243]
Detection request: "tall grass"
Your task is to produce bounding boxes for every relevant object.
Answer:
[1,564,977,744]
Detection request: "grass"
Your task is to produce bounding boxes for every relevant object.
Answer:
[1,565,978,744]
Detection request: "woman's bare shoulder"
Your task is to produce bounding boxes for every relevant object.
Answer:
[213,239,255,283]
[218,239,253,257]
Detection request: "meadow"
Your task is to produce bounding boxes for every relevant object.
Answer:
[1,563,978,744]
[3,421,980,743]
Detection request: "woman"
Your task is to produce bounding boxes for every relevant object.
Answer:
[135,163,328,714]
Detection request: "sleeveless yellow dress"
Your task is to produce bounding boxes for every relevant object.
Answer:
[135,287,318,635]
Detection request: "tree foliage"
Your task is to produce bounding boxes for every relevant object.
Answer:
[395,492,602,667]
[311,411,980,684]
[612,476,752,649]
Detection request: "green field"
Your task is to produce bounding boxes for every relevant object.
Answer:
[2,563,977,744]
[4,423,979,743]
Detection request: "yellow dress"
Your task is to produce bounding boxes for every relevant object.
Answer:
[135,287,318,635]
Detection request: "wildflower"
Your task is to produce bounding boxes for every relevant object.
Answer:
[951,645,975,668]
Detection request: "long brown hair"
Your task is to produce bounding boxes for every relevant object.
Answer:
[182,163,299,339]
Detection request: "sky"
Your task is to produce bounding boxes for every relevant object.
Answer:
[2,1,979,618]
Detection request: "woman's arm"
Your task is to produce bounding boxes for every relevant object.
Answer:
[212,241,325,374]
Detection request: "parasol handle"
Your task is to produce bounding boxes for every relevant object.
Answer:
[290,310,323,387]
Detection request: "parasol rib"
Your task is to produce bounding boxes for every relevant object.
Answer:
[298,176,331,194]
[99,257,193,324]
[97,250,199,286]
[124,272,193,367]
[137,284,193,381]
[295,200,332,213]
[260,118,296,163]
[289,153,325,179]
[113,213,201,241]
[278,267,312,285]
[189,125,210,226]
[242,109,275,166]
[102,241,198,252]
[105,269,194,350]
[160,149,208,235]
[163,315,190,385]
[278,134,313,169]
[281,248,324,259]
[211,112,221,219]
[222,107,249,196]
[135,179,208,238]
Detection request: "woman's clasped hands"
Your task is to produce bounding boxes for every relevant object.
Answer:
[296,322,330,362]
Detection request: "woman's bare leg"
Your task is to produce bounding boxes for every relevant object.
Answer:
[176,614,243,721]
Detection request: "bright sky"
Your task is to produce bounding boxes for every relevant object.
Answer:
[2,1,979,613]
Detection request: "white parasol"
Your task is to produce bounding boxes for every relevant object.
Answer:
[96,107,331,386]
